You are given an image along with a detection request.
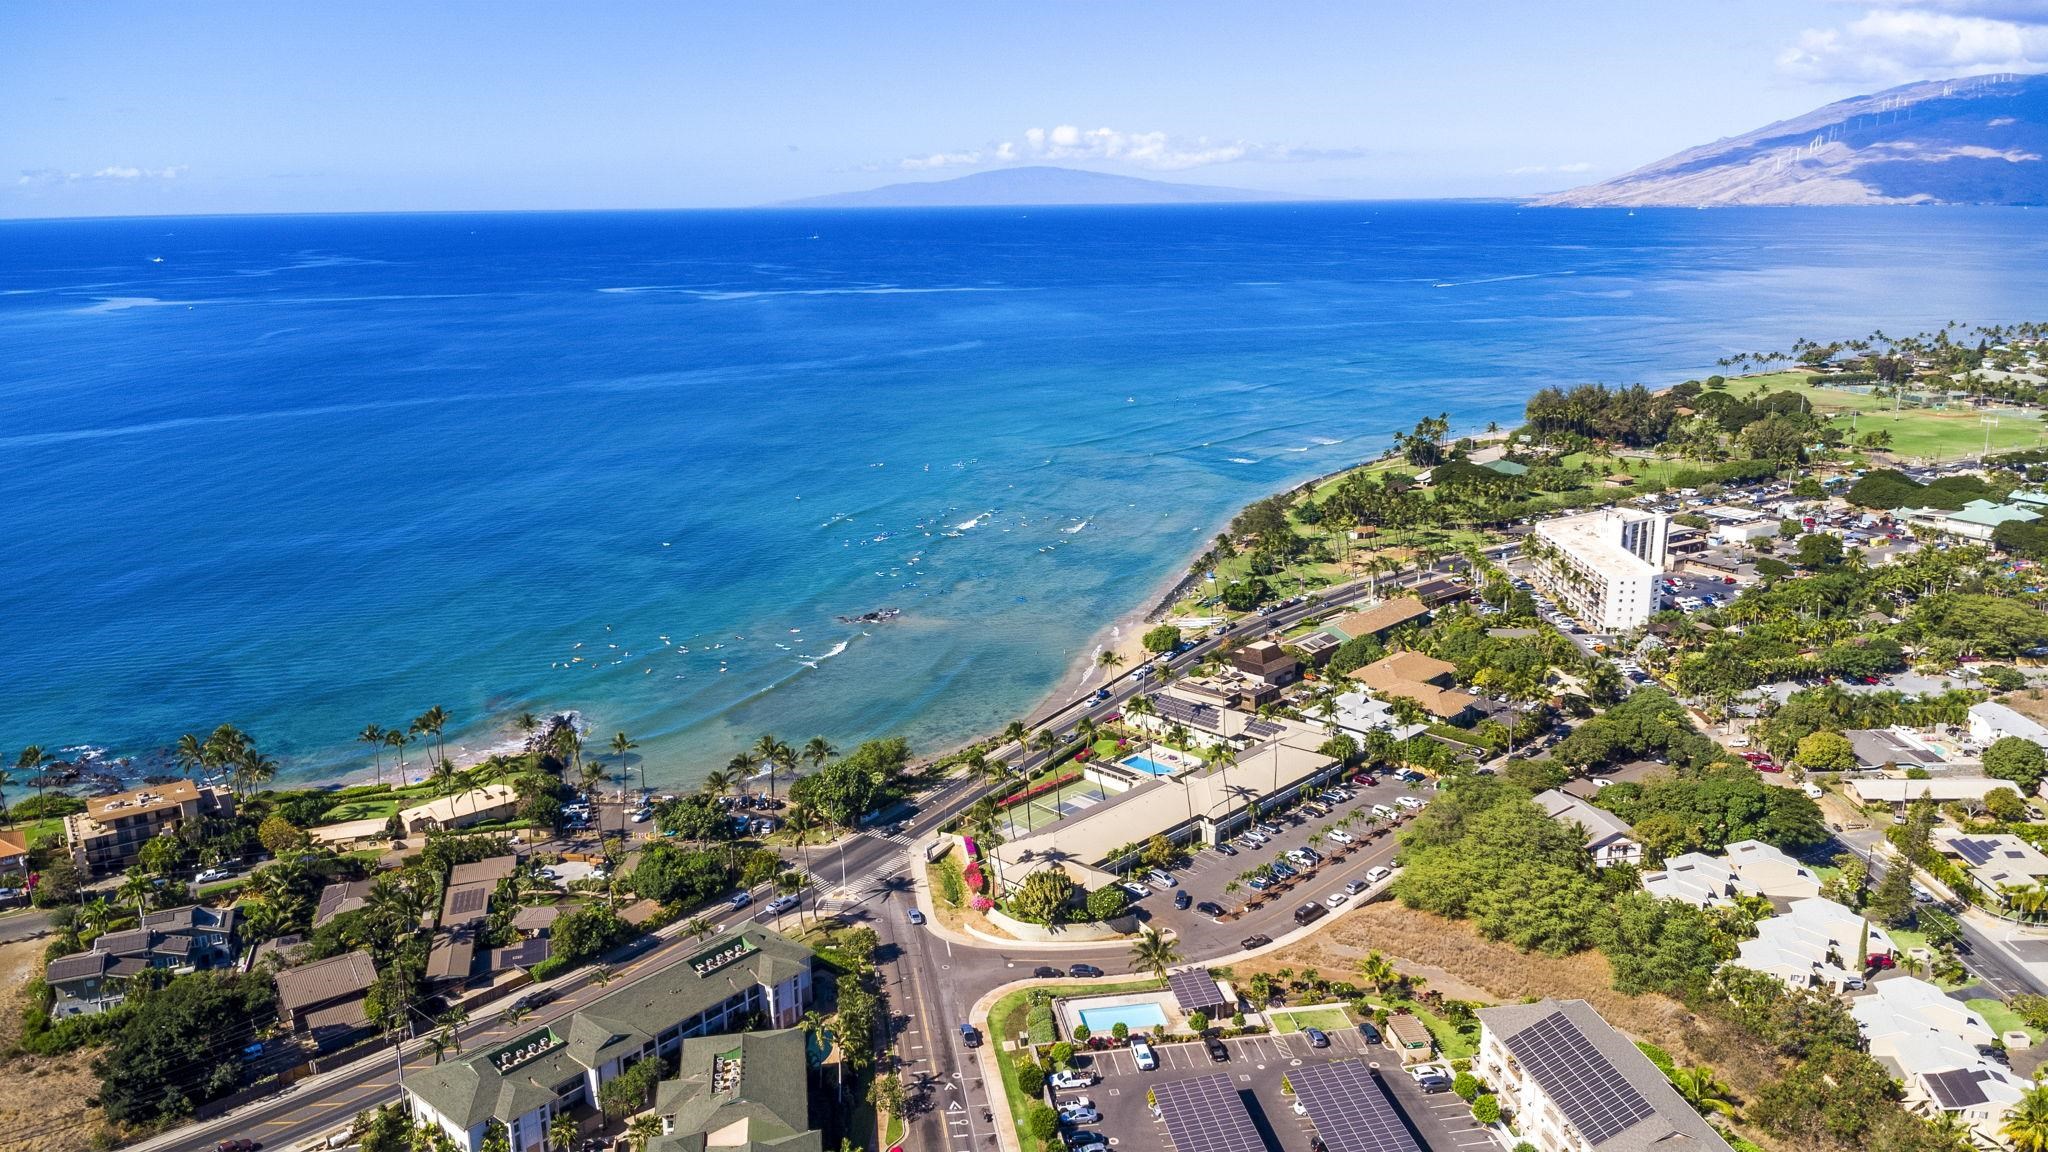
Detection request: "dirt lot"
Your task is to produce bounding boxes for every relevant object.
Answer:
[0,936,104,1152]
[1233,902,1784,1113]
[2002,689,2048,727]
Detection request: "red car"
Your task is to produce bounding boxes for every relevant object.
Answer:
[1754,760,1783,773]
[1352,773,1379,787]
[217,1141,261,1152]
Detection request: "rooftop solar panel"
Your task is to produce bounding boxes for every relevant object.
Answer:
[1166,968,1227,1014]
[447,886,489,917]
[1151,1073,1265,1152]
[1291,1061,1424,1152]
[1151,694,1223,732]
[1506,1011,1655,1145]
[1925,1067,1992,1109]
[1243,719,1284,739]
[1951,838,1998,867]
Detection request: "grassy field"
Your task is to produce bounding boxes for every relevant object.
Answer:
[320,796,400,822]
[1718,371,2048,462]
[1967,997,2044,1044]
[1265,1007,1352,1034]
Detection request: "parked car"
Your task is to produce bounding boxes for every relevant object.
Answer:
[1409,1065,1453,1093]
[1247,876,1271,891]
[1326,829,1354,845]
[1240,830,1268,845]
[763,894,800,916]
[1240,934,1272,950]
[1293,901,1327,926]
[1034,966,1064,979]
[1395,796,1426,811]
[1326,891,1349,908]
[1205,1035,1230,1062]
[1343,879,1368,896]
[1131,1040,1158,1071]
[1196,901,1225,918]
[510,987,560,1014]
[1050,1069,1098,1090]
[1173,890,1192,910]
[631,807,652,823]
[1212,842,1238,857]
[195,867,233,884]
[907,908,926,925]
[1365,866,1393,885]
[1257,822,1284,836]
[216,1142,261,1152]
[1068,963,1103,979]
[1358,1021,1382,1044]
[1146,869,1175,888]
[1122,882,1151,900]
[1371,804,1397,820]
[1305,1028,1330,1049]
[1066,1137,1108,1152]
[959,1024,982,1048]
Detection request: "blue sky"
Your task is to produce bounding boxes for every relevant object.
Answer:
[5,0,2047,217]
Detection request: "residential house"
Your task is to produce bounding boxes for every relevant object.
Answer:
[1932,831,2048,902]
[1639,852,1761,908]
[1852,976,2025,1143]
[1351,651,1477,723]
[1533,790,1642,868]
[0,827,28,876]
[44,904,239,1017]
[274,949,380,1049]
[314,878,375,928]
[1734,898,1894,992]
[405,927,814,1152]
[64,780,235,874]
[399,785,521,834]
[1475,999,1733,1152]
[1969,701,2048,750]
[645,1028,820,1152]
[1721,840,1823,900]
[1228,641,1300,689]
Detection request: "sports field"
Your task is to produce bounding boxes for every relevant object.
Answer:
[1000,776,1113,833]
[1720,371,2048,462]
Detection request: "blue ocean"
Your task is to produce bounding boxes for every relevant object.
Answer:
[4,204,2047,787]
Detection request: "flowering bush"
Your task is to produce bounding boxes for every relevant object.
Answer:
[963,836,979,860]
[963,861,986,892]
[998,772,1079,808]
[971,895,994,911]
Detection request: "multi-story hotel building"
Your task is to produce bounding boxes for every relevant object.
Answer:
[1530,508,1670,631]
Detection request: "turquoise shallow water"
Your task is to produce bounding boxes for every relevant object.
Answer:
[4,204,2048,787]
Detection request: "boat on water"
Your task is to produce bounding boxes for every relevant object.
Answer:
[835,607,902,625]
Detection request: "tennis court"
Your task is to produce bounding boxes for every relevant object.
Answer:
[1002,776,1113,833]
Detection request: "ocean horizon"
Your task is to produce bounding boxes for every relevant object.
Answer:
[5,202,2048,790]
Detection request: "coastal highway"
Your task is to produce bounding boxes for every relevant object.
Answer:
[138,555,1504,1151]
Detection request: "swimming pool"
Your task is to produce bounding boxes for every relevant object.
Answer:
[1121,755,1177,776]
[1077,1002,1170,1035]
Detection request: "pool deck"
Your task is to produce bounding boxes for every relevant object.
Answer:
[1059,990,1184,1037]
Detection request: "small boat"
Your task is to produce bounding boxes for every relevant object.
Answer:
[835,607,902,625]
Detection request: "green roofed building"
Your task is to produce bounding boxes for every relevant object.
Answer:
[405,927,815,1152]
[1481,458,1528,477]
[645,1029,820,1152]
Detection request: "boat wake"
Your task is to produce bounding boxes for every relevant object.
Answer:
[796,639,851,669]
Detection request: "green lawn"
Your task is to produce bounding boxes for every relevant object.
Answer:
[1968,998,2044,1044]
[1266,1007,1352,1034]
[1716,371,2048,462]
[320,796,399,822]
[1381,999,1480,1061]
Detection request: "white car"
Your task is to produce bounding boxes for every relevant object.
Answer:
[1049,1070,1097,1090]
[763,894,801,916]
[1122,882,1151,900]
[1365,866,1393,885]
[1326,829,1354,845]
[1240,830,1269,845]
[194,868,232,884]
[1395,796,1426,811]
[1326,891,1349,908]
[729,891,753,909]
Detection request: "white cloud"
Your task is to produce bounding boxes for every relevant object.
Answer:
[1782,6,2048,82]
[897,125,1363,172]
[17,165,186,186]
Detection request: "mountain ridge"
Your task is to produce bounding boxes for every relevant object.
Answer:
[1538,72,2048,207]
[776,165,1305,208]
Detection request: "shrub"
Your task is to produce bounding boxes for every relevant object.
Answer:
[1453,1072,1480,1101]
[1187,1011,1209,1032]
[1046,1041,1075,1069]
[1072,1024,1091,1042]
[1017,1062,1045,1096]
[1026,1004,1057,1046]
[1472,1094,1501,1125]
[1024,1102,1061,1146]
[1085,884,1129,922]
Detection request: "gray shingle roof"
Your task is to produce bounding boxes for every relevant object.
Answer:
[651,1028,816,1152]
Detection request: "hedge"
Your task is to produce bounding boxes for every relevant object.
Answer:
[1026,1003,1057,1046]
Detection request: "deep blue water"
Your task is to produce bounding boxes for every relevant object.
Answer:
[4,203,2047,787]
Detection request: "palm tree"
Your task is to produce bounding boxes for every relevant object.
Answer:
[728,750,763,798]
[385,729,411,783]
[588,963,618,988]
[499,1003,533,1028]
[547,1111,579,1151]
[118,868,154,916]
[1668,1066,1737,1118]
[358,724,387,788]
[754,734,795,800]
[437,1005,470,1052]
[786,803,822,885]
[2008,1085,2048,1152]
[777,870,805,926]
[173,733,206,781]
[802,736,836,775]
[1032,729,1058,762]
[418,705,450,763]
[1356,950,1397,994]
[235,748,278,797]
[1097,650,1125,672]
[1129,926,1180,981]
[700,769,734,806]
[1003,721,1029,751]
[627,1115,664,1151]
[611,732,638,804]
[1924,1111,1984,1152]
[0,767,9,830]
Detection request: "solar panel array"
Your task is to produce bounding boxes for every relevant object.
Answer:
[1152,694,1222,732]
[1151,1073,1265,1152]
[1951,837,1999,867]
[1925,1067,1992,1109]
[447,885,489,917]
[1290,1061,1424,1152]
[1508,1011,1655,1145]
[1243,719,1284,739]
[1167,968,1227,1014]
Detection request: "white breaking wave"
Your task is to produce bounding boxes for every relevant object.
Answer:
[1063,519,1089,534]
[1227,456,1258,464]
[796,639,850,669]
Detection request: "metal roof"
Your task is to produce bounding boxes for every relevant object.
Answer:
[1166,968,1227,1014]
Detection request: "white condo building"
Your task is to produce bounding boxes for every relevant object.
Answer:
[1530,508,1670,632]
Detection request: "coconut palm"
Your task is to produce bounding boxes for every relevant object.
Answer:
[700,769,734,806]
[728,750,763,798]
[776,869,806,926]
[2008,1085,2048,1152]
[1129,926,1181,981]
[417,705,450,763]
[1097,650,1125,672]
[118,868,155,916]
[754,734,795,800]
[611,732,639,803]
[1003,721,1030,750]
[802,736,836,775]
[627,1114,664,1151]
[547,1111,579,1151]
[173,733,206,781]
[1356,950,1397,994]
[358,724,387,788]
[385,729,411,783]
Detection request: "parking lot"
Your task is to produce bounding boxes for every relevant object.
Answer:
[1053,1026,1493,1152]
[1120,773,1434,936]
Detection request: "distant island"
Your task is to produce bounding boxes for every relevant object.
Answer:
[777,165,1305,208]
[1540,71,2048,207]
